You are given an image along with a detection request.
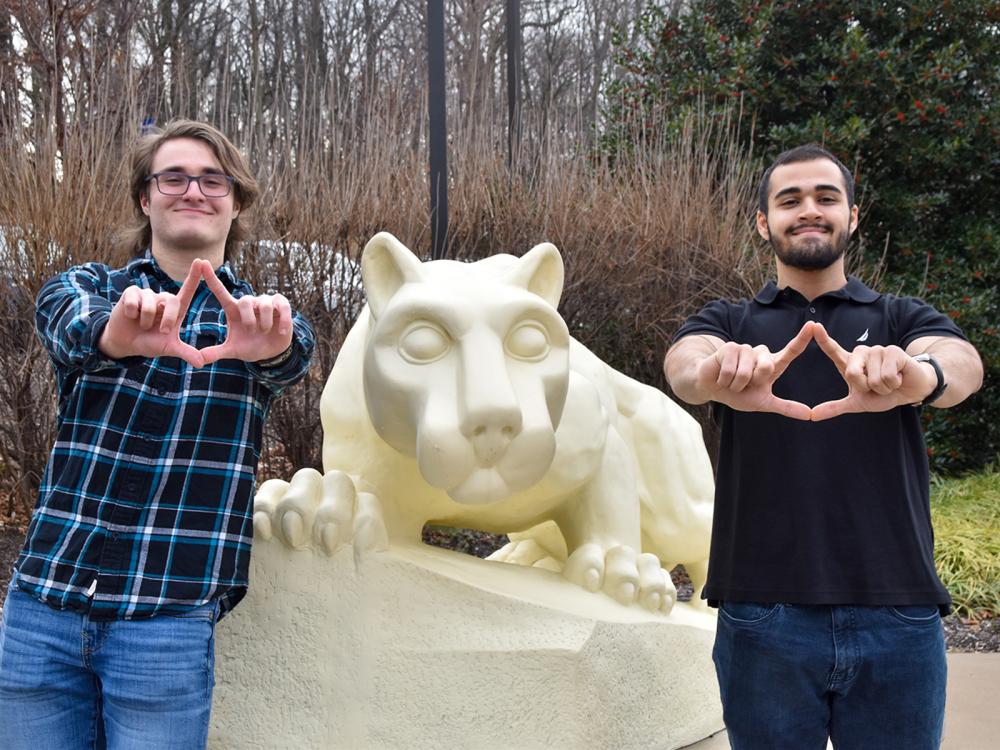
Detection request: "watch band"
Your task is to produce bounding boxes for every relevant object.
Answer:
[912,353,948,406]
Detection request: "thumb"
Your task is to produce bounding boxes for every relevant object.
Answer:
[167,341,205,369]
[810,396,855,422]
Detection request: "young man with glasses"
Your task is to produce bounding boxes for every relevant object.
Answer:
[0,120,315,749]
[664,144,983,749]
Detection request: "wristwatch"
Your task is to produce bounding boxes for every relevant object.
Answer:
[912,353,948,406]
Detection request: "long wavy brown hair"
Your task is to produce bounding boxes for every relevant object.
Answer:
[123,120,261,262]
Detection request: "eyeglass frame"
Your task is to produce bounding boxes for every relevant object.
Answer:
[145,171,236,198]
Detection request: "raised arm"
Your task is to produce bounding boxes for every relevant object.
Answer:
[809,326,983,421]
[36,263,202,371]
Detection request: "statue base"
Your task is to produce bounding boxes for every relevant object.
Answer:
[210,541,724,749]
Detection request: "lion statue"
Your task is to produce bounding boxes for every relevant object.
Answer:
[254,232,714,614]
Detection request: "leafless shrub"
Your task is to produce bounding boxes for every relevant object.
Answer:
[0,7,766,522]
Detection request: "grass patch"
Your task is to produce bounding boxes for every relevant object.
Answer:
[931,463,1000,620]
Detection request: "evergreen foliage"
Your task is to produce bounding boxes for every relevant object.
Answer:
[606,0,999,473]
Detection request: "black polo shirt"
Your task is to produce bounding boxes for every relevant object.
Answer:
[674,276,966,609]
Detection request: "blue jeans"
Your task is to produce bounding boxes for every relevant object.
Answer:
[0,583,218,750]
[713,602,946,750]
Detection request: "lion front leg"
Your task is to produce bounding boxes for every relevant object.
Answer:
[555,430,677,614]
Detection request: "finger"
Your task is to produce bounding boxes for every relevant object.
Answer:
[237,296,257,328]
[159,294,180,333]
[811,323,849,373]
[120,286,142,319]
[200,260,240,313]
[810,397,857,422]
[843,348,871,392]
[198,343,230,366]
[175,259,204,314]
[166,341,205,369]
[138,291,162,330]
[273,295,292,337]
[880,348,905,392]
[749,346,775,387]
[865,348,893,395]
[256,296,274,333]
[716,345,749,389]
[729,348,757,392]
[774,320,816,375]
[695,353,722,389]
[764,395,813,421]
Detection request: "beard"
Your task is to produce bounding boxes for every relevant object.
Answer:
[768,222,849,271]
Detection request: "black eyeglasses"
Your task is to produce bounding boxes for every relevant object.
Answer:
[146,171,235,197]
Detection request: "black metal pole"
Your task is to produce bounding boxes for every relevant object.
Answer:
[427,0,448,260]
[506,0,522,172]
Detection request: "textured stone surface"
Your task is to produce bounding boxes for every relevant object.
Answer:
[211,541,723,750]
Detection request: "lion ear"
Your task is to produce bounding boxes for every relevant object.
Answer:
[504,242,564,309]
[362,232,425,319]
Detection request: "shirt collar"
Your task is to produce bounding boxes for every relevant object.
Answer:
[754,275,881,305]
[128,249,239,290]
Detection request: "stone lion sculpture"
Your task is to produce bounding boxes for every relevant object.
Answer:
[254,232,714,614]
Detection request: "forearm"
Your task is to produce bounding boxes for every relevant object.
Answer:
[907,336,983,408]
[35,269,120,371]
[247,313,316,393]
[664,334,725,405]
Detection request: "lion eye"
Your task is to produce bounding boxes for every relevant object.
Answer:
[506,322,549,361]
[399,323,450,363]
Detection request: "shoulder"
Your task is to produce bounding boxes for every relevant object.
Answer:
[873,291,967,345]
[40,262,116,294]
[674,296,754,342]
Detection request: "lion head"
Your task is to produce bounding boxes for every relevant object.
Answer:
[360,233,571,505]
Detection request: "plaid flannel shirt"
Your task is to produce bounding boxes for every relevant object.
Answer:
[14,253,315,620]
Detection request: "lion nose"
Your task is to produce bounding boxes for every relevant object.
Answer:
[464,409,522,466]
[470,422,519,465]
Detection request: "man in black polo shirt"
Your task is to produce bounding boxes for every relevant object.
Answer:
[665,144,983,749]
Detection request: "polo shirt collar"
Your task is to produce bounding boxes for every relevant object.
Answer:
[754,275,881,305]
[129,249,239,290]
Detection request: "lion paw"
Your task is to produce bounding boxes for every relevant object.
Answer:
[488,539,563,572]
[564,544,676,614]
[253,469,387,558]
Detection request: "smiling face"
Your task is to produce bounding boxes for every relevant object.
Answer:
[757,158,859,271]
[140,137,240,269]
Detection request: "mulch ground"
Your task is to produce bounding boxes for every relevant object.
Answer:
[2,526,995,652]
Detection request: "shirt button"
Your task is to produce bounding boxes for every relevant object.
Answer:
[809,307,817,314]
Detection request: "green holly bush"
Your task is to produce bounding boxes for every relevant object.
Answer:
[605,0,999,473]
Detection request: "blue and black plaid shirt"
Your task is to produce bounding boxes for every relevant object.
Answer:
[14,253,315,620]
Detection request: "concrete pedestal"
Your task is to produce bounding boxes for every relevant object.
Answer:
[210,541,723,749]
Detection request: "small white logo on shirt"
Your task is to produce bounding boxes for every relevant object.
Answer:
[856,328,869,342]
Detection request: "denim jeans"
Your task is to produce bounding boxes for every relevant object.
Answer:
[0,582,218,750]
[713,601,946,750]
